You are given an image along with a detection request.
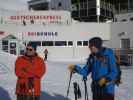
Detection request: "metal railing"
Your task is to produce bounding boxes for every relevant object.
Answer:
[113,48,133,66]
[128,54,133,66]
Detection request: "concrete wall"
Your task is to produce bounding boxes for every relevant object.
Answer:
[1,21,133,59]
[105,22,133,49]
[0,22,110,59]
[0,22,110,41]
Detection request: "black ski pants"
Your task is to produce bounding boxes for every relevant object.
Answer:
[92,93,114,100]
[44,54,47,61]
[17,94,40,100]
[91,81,114,100]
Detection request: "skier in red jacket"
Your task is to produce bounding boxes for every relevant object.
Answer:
[15,43,46,100]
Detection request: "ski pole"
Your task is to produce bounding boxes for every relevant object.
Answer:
[66,71,73,98]
[83,77,89,100]
[73,82,82,100]
[73,82,78,100]
[28,78,35,100]
[32,88,35,100]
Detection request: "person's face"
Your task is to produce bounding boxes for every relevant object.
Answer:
[89,46,99,54]
[26,46,35,56]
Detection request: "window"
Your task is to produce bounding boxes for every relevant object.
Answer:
[55,41,67,46]
[121,39,130,49]
[68,41,73,46]
[77,41,82,46]
[130,17,133,21]
[29,41,41,46]
[2,40,8,45]
[42,41,53,46]
[121,19,127,22]
[10,50,16,55]
[10,43,16,48]
[58,2,62,7]
[9,42,17,55]
[2,40,8,52]
[2,46,8,51]
[83,41,88,46]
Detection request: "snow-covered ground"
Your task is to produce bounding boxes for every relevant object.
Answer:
[0,53,133,100]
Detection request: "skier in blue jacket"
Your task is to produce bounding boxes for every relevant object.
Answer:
[69,37,118,100]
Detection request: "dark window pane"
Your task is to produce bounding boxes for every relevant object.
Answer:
[42,41,53,46]
[121,19,127,22]
[29,41,41,46]
[2,40,8,45]
[130,17,133,21]
[10,50,16,55]
[2,46,8,50]
[77,41,82,46]
[55,41,67,46]
[10,43,16,48]
[68,41,73,46]
[83,41,88,46]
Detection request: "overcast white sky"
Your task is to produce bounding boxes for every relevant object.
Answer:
[0,0,29,10]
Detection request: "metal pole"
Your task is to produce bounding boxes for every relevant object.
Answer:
[97,15,100,23]
[87,0,88,16]
[96,0,100,23]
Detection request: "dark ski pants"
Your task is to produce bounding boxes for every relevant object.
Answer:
[17,94,40,100]
[44,54,47,61]
[91,81,114,100]
[92,93,114,100]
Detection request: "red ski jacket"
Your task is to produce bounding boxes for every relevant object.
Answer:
[15,54,46,96]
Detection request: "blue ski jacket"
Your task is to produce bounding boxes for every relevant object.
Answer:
[75,48,118,94]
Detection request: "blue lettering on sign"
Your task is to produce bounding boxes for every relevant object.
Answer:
[28,32,58,37]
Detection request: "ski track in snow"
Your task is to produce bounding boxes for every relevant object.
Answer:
[0,61,133,100]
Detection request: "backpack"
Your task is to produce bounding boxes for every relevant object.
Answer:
[113,55,122,86]
[87,48,122,86]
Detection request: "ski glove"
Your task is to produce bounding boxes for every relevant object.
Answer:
[68,64,76,73]
[98,77,107,87]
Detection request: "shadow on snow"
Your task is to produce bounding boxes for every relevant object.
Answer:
[0,87,11,100]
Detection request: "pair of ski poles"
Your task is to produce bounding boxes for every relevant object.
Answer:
[66,71,89,100]
[28,78,35,100]
[28,88,35,100]
[83,77,89,100]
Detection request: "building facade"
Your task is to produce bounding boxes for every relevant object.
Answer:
[0,8,133,61]
[28,0,116,22]
[28,0,71,11]
[115,0,133,14]
[0,10,111,60]
[71,0,115,22]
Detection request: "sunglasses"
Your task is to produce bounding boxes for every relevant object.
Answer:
[26,48,33,51]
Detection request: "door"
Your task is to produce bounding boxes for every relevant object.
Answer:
[121,38,130,49]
